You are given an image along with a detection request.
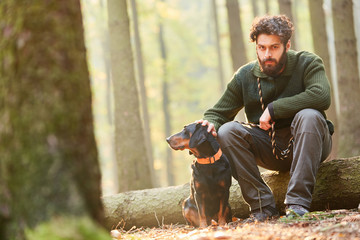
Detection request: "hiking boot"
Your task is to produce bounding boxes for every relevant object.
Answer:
[286,204,309,217]
[243,205,279,223]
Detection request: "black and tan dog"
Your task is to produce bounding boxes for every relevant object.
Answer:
[166,123,232,227]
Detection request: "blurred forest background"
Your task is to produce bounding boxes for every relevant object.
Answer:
[80,0,360,195]
[1,1,360,238]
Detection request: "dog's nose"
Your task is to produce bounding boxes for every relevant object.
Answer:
[166,137,171,143]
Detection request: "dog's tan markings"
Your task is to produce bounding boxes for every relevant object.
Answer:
[218,180,226,188]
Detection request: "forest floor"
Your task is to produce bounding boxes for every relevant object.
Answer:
[110,208,360,240]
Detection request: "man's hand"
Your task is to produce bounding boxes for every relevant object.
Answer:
[259,107,272,131]
[195,119,217,137]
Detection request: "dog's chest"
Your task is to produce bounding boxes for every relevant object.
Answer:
[191,159,230,188]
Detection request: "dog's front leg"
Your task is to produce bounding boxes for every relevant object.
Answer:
[195,192,207,228]
[217,199,231,226]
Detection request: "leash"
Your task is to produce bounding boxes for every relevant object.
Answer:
[241,77,293,161]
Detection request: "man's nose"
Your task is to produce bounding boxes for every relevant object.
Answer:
[265,49,271,58]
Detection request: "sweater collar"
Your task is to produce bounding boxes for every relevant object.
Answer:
[252,50,297,79]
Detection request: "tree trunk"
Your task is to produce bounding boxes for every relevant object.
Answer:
[158,0,175,186]
[251,0,259,18]
[0,1,104,239]
[103,157,360,230]
[225,0,247,123]
[277,0,297,50]
[107,0,153,192]
[308,0,338,158]
[225,0,248,71]
[130,0,157,187]
[265,0,270,14]
[332,0,360,157]
[211,0,226,92]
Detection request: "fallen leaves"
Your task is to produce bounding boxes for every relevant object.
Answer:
[111,209,360,240]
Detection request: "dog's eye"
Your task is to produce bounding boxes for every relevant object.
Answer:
[183,128,190,137]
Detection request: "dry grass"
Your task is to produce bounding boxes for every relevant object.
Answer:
[110,209,360,240]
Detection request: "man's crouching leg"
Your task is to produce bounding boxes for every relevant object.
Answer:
[286,109,332,216]
[217,121,278,220]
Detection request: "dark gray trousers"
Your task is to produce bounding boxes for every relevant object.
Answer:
[217,109,332,211]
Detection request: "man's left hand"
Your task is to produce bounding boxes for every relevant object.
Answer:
[259,107,272,131]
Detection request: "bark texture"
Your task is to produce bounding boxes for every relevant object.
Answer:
[332,0,360,157]
[107,0,153,192]
[308,0,338,158]
[226,0,248,71]
[103,157,360,230]
[0,1,104,239]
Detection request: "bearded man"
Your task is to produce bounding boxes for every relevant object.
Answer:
[198,15,333,221]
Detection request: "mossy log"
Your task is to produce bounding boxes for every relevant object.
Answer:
[103,157,360,230]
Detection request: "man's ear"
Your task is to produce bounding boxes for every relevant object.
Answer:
[189,125,207,148]
[286,40,291,52]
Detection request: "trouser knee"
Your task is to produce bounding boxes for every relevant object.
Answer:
[291,109,327,134]
[217,121,248,148]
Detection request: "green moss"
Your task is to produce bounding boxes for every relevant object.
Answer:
[279,210,344,223]
[25,216,111,240]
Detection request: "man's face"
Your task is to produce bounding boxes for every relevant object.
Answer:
[256,34,290,77]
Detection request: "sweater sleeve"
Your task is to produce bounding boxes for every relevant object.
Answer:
[203,75,244,131]
[272,55,331,119]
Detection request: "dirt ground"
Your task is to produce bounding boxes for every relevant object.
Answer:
[110,209,360,240]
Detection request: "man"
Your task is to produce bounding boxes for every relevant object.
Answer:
[199,15,333,221]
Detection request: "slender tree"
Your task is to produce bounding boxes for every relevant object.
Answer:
[107,0,153,191]
[130,0,157,187]
[265,0,270,14]
[0,0,105,239]
[158,0,175,186]
[226,0,248,71]
[332,0,360,157]
[225,0,248,122]
[212,0,226,91]
[277,0,297,50]
[251,0,259,17]
[100,0,113,126]
[308,0,338,158]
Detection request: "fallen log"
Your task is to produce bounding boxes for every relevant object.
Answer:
[103,157,360,230]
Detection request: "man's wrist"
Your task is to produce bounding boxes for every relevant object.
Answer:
[267,102,275,120]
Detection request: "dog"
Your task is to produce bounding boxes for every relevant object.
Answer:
[166,123,232,227]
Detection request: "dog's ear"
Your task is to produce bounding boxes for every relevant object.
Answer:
[189,124,207,148]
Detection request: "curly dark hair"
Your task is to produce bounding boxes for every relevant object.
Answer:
[250,15,294,45]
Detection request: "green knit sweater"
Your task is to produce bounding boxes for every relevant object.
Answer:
[204,50,333,131]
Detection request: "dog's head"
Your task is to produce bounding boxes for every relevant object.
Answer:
[166,123,218,158]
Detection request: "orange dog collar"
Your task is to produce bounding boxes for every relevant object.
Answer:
[196,148,223,164]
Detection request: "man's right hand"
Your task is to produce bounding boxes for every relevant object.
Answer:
[195,119,217,137]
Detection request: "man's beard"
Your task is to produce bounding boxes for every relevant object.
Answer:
[257,49,287,77]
